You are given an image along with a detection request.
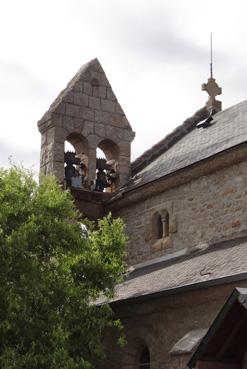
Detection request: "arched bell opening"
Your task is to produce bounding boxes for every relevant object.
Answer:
[64,133,89,190]
[94,139,120,193]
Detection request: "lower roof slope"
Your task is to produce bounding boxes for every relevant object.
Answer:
[127,99,247,191]
[108,236,247,305]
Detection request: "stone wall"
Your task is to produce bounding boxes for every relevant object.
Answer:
[111,156,247,265]
[103,281,247,369]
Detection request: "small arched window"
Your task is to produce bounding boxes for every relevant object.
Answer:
[157,214,163,239]
[139,346,150,369]
[152,210,170,240]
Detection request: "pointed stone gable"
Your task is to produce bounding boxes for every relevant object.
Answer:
[38,58,132,131]
[37,59,135,186]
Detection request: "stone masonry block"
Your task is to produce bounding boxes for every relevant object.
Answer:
[54,126,67,143]
[123,129,135,142]
[63,91,74,103]
[87,134,100,148]
[41,134,47,147]
[54,102,66,115]
[82,121,94,136]
[40,143,54,165]
[115,102,124,114]
[122,116,131,129]
[170,217,178,233]
[74,92,89,106]
[83,82,93,96]
[73,117,84,131]
[95,123,106,137]
[53,148,64,162]
[106,88,117,101]
[95,110,110,124]
[62,116,75,133]
[105,125,122,139]
[119,141,131,157]
[110,114,124,128]
[44,129,55,145]
[93,86,107,99]
[101,99,115,113]
[91,71,110,87]
[89,96,101,110]
[73,81,84,93]
[79,107,94,121]
[52,161,65,182]
[105,125,122,142]
[66,103,80,118]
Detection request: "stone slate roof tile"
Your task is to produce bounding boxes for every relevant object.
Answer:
[108,237,247,304]
[128,99,247,190]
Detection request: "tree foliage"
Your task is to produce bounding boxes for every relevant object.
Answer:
[0,166,127,369]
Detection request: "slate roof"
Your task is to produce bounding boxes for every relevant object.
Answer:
[128,99,247,191]
[107,237,247,305]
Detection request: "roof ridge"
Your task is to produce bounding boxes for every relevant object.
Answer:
[131,105,209,176]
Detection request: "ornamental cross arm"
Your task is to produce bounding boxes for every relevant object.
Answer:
[202,77,222,100]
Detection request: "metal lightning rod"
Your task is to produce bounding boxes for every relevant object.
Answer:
[210,32,213,78]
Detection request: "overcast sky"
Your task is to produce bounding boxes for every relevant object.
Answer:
[1,0,247,172]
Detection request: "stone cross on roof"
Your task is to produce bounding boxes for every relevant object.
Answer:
[202,34,222,113]
[202,77,222,113]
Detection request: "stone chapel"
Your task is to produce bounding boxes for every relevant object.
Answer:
[38,58,247,369]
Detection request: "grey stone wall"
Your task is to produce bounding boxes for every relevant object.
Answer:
[103,281,247,369]
[112,158,247,265]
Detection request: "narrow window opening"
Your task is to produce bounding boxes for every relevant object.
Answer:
[152,210,170,241]
[139,346,150,369]
[157,214,163,239]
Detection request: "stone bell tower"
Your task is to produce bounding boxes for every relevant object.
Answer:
[37,59,135,193]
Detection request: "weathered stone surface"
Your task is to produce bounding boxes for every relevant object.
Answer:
[94,109,110,124]
[66,103,80,117]
[110,113,124,128]
[101,98,115,113]
[74,92,89,106]
[103,284,245,369]
[78,106,94,121]
[106,87,117,101]
[111,159,247,265]
[115,102,124,114]
[119,141,131,157]
[93,85,107,99]
[83,81,92,95]
[94,123,106,137]
[82,121,94,136]
[89,96,100,110]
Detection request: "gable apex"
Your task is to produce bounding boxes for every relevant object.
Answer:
[38,58,132,131]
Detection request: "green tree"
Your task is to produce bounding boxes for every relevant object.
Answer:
[0,165,127,369]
